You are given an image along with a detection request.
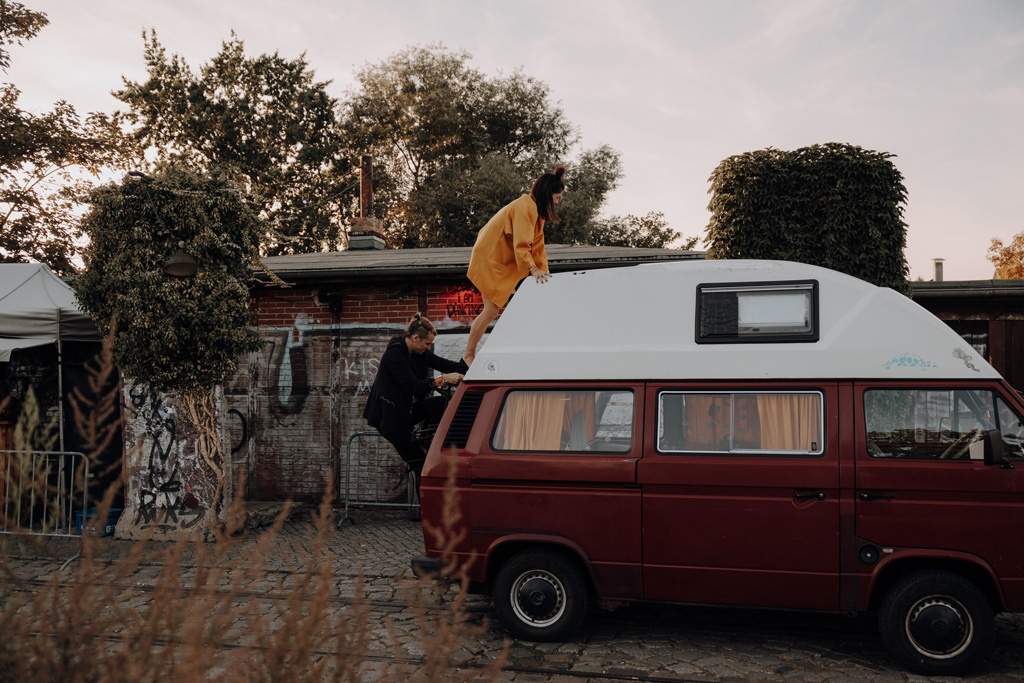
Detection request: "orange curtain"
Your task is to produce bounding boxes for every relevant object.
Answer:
[679,394,760,451]
[683,395,730,450]
[494,392,569,451]
[757,394,821,451]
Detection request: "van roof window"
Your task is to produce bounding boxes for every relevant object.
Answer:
[697,280,819,344]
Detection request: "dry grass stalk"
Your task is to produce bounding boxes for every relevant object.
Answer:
[2,386,65,535]
[401,457,510,681]
[1,338,509,682]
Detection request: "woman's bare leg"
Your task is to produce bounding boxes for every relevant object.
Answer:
[464,298,500,366]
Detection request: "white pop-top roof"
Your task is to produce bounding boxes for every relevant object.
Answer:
[467,259,997,382]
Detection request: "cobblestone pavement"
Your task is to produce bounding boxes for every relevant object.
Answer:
[3,507,1023,682]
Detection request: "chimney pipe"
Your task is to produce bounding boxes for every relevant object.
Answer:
[933,258,945,282]
[359,155,374,218]
[349,154,385,250]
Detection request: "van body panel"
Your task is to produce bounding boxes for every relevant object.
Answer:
[638,383,841,609]
[854,549,1006,610]
[836,383,862,611]
[469,488,643,596]
[471,454,638,483]
[467,447,642,595]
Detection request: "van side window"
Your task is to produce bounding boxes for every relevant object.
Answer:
[657,391,824,455]
[492,390,634,452]
[863,389,1006,460]
[996,396,1024,460]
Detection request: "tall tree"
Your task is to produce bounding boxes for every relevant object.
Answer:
[988,232,1024,279]
[114,31,353,254]
[0,1,136,274]
[549,144,622,245]
[340,44,626,248]
[0,0,46,70]
[705,143,910,294]
[591,211,697,249]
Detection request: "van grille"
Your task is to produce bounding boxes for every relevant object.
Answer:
[443,391,483,448]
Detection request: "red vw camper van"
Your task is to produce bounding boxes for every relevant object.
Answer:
[413,260,1023,675]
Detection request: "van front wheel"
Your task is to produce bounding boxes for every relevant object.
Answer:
[493,550,589,641]
[879,570,994,676]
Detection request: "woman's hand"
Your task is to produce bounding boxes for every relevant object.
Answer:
[530,267,551,284]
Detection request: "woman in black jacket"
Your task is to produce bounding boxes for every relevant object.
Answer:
[363,314,467,474]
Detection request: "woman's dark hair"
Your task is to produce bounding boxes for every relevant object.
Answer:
[404,312,436,339]
[531,165,567,223]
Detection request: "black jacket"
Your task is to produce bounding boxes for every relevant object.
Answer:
[363,337,467,443]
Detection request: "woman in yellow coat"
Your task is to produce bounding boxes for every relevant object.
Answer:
[464,166,566,365]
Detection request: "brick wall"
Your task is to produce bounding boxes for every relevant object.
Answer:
[228,280,483,503]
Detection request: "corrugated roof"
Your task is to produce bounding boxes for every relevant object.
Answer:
[912,279,1024,300]
[258,244,704,284]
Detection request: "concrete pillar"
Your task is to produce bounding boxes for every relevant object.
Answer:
[116,380,224,541]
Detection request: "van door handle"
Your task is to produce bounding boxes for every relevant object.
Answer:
[858,492,894,501]
[794,491,826,500]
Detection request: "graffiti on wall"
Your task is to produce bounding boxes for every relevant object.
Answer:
[444,287,483,320]
[262,314,384,412]
[344,355,379,394]
[263,316,313,421]
[125,383,205,530]
[227,407,247,455]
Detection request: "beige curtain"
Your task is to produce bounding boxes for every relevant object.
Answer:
[757,394,821,451]
[495,392,569,451]
[494,391,599,451]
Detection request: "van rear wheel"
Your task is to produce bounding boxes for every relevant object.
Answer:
[878,569,994,675]
[493,550,589,641]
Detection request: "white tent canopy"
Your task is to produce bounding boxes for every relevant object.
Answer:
[0,263,100,362]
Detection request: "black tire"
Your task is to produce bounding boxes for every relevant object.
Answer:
[492,549,589,641]
[878,569,994,676]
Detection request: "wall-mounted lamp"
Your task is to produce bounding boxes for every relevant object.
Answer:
[163,241,198,278]
[317,289,344,314]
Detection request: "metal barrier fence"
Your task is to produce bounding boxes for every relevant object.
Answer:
[337,431,418,526]
[1,449,89,537]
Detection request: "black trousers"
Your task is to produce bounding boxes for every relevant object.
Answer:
[386,394,447,476]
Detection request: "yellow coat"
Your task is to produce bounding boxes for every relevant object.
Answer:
[467,194,548,308]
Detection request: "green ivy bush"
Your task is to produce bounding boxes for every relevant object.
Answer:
[706,142,911,295]
[74,167,264,395]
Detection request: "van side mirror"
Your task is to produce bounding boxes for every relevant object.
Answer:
[983,429,1013,469]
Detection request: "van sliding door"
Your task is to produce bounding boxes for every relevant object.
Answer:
[639,384,841,610]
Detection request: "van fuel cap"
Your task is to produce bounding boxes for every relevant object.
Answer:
[858,545,880,565]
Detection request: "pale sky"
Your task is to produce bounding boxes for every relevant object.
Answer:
[7,0,1023,281]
